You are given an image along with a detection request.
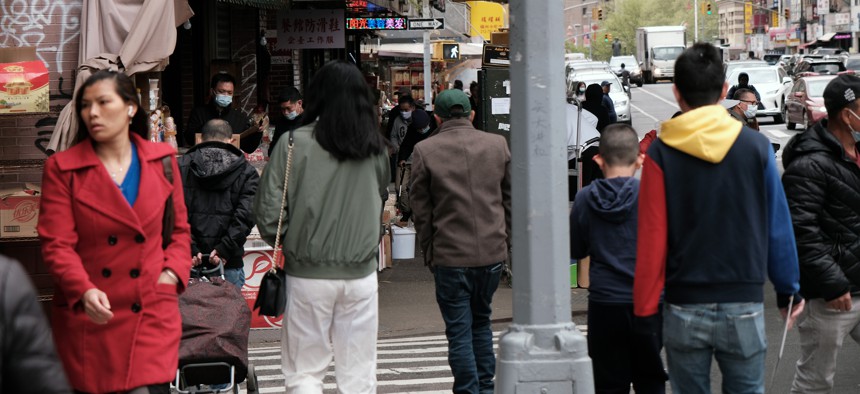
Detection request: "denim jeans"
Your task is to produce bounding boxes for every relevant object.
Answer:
[663,302,767,394]
[223,267,245,289]
[434,262,503,394]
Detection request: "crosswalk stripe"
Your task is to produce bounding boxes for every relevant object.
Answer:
[237,326,587,393]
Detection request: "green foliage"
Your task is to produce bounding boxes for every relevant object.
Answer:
[594,0,720,60]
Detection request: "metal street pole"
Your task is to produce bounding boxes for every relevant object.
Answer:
[422,0,433,110]
[497,0,593,392]
[695,0,700,42]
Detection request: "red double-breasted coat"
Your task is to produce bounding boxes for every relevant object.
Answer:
[38,133,191,393]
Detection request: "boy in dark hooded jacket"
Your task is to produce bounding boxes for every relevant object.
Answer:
[570,124,667,394]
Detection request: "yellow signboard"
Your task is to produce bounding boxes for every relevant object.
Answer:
[744,2,753,34]
[772,10,779,27]
[468,1,506,40]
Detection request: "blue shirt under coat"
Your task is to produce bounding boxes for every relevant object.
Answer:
[117,141,140,207]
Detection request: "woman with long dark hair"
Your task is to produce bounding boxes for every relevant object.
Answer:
[254,60,389,393]
[38,70,191,394]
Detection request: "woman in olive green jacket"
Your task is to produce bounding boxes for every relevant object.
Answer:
[253,60,389,394]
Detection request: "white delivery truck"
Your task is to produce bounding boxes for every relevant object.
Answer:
[636,26,686,84]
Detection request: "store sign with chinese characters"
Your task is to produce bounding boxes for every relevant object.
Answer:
[277,9,345,50]
[346,17,407,30]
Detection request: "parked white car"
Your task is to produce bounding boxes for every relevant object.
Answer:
[726,66,791,123]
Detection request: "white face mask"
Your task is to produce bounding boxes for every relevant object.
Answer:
[744,105,757,119]
[846,110,860,142]
[419,126,431,135]
[285,111,299,120]
[401,110,412,120]
[214,94,232,108]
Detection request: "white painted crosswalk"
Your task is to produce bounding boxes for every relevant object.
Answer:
[235,327,587,394]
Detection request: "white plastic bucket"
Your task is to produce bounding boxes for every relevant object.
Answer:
[391,225,416,260]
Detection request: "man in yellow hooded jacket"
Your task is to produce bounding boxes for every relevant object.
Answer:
[632,43,804,393]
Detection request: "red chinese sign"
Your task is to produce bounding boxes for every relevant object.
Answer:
[277,9,345,50]
[346,17,407,30]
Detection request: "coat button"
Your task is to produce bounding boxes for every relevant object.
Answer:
[108,235,117,245]
[135,234,145,243]
[102,268,112,278]
[129,269,140,278]
[131,303,141,313]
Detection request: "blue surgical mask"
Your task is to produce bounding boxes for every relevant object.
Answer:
[847,110,860,142]
[419,126,431,135]
[401,110,412,120]
[214,94,232,108]
[744,106,757,119]
[286,111,299,120]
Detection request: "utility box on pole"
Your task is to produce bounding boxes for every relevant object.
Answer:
[496,0,594,392]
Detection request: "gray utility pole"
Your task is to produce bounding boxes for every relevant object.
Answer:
[422,0,433,110]
[496,0,594,392]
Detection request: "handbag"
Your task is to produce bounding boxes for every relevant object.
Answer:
[253,129,295,317]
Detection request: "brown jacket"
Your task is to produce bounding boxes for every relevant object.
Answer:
[410,118,512,268]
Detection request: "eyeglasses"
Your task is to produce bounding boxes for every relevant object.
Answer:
[739,99,758,106]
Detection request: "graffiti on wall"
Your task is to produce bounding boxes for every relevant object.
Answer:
[0,0,82,76]
[0,1,82,158]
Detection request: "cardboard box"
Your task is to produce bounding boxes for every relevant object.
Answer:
[1,184,41,238]
[0,47,49,114]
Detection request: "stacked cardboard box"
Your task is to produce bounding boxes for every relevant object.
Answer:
[1,184,40,238]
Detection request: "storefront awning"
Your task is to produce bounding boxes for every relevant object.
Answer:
[818,32,837,42]
[216,0,287,9]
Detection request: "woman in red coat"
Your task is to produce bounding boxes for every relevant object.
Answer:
[38,70,191,394]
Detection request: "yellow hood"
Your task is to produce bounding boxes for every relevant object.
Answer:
[659,105,743,163]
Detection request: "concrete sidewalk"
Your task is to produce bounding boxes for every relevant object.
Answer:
[249,251,590,345]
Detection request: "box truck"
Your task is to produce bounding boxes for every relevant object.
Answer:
[636,26,686,84]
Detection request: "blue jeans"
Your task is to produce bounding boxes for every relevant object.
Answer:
[223,267,245,289]
[663,302,767,394]
[434,262,503,394]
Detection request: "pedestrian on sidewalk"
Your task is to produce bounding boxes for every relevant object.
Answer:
[253,60,389,394]
[0,254,71,393]
[633,43,804,394]
[601,81,617,124]
[38,70,192,394]
[269,87,305,157]
[395,109,432,224]
[410,89,511,394]
[727,88,760,130]
[782,74,860,393]
[179,119,259,288]
[570,124,667,394]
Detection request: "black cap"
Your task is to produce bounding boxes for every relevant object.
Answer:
[823,74,860,115]
[601,80,612,87]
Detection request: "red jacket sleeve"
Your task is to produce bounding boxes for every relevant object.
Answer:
[37,157,95,309]
[639,130,657,154]
[634,157,668,317]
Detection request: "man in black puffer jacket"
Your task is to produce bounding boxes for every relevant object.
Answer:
[783,74,860,393]
[0,254,71,393]
[179,119,260,288]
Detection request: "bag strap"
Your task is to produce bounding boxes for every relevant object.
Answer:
[272,128,295,271]
[161,156,174,250]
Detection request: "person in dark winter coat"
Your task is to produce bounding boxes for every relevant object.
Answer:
[582,84,611,132]
[783,74,860,393]
[570,124,667,394]
[0,255,71,394]
[179,119,260,288]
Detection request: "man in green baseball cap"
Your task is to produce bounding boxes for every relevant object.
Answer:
[409,89,511,393]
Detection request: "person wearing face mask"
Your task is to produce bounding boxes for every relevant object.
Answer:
[268,87,304,157]
[782,74,860,394]
[391,101,429,223]
[728,88,760,130]
[185,73,268,154]
[574,82,587,101]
